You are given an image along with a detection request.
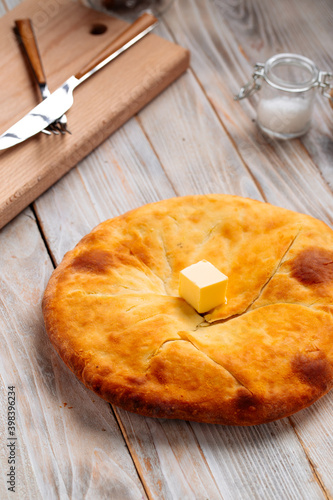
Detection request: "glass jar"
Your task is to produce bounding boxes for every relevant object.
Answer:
[235,53,333,139]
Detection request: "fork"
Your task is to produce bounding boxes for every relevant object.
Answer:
[14,19,70,135]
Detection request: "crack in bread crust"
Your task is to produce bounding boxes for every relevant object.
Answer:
[195,301,329,330]
[177,336,254,394]
[146,336,253,394]
[159,233,173,292]
[247,229,302,311]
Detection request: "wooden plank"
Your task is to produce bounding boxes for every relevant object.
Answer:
[4,0,332,498]
[116,411,224,500]
[117,409,328,500]
[289,396,333,494]
[0,0,189,230]
[0,210,147,499]
[189,419,326,500]
[34,118,178,263]
[3,0,20,9]
[162,0,333,227]
[208,0,333,194]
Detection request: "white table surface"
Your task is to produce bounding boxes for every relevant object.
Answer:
[1,0,333,498]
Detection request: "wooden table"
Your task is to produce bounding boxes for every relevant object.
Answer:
[1,0,333,498]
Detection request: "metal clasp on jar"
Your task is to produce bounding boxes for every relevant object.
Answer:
[318,71,333,103]
[234,63,265,100]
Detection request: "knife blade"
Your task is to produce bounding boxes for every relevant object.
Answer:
[0,12,158,150]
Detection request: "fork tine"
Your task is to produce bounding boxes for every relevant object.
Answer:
[51,123,64,134]
[46,125,60,135]
[58,114,71,134]
[41,128,52,136]
[41,120,71,135]
[42,112,71,135]
[58,122,72,134]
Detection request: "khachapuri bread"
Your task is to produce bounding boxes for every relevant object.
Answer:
[42,195,333,425]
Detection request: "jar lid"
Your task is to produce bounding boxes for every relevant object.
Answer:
[263,53,319,93]
[234,53,333,102]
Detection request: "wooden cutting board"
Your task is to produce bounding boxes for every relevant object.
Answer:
[0,0,189,230]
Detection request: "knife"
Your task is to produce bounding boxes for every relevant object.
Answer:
[0,12,158,150]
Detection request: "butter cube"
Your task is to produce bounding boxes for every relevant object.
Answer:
[179,260,228,313]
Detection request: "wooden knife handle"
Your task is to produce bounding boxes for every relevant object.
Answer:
[75,12,158,81]
[15,19,46,85]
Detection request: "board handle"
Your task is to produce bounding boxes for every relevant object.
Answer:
[15,19,46,85]
[75,12,158,82]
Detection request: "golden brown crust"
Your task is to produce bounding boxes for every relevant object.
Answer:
[42,194,333,425]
